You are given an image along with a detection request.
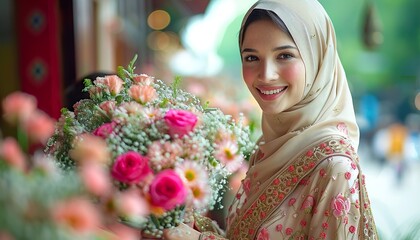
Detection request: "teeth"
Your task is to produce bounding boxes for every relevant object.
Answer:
[260,88,284,95]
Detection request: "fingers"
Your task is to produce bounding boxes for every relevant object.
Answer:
[163,223,200,240]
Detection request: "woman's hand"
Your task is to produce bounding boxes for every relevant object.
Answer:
[163,222,200,240]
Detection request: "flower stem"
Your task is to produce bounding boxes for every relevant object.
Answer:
[17,126,29,153]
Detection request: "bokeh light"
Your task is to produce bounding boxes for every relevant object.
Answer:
[147,31,179,51]
[415,91,420,110]
[147,10,170,30]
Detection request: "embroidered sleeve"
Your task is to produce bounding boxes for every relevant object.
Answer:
[198,231,228,240]
[308,156,361,240]
[194,213,227,240]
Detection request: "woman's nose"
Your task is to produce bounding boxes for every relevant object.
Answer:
[259,60,279,81]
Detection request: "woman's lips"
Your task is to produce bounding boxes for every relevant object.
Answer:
[257,86,287,101]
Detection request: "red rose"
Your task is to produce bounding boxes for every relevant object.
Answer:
[149,169,187,210]
[111,151,152,184]
[93,122,116,138]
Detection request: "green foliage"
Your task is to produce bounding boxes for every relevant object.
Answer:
[0,162,85,240]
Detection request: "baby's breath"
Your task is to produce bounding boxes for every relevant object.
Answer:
[46,56,256,236]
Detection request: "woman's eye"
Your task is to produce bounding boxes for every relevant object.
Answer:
[278,53,293,60]
[243,55,258,62]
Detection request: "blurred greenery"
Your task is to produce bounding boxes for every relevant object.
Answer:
[323,0,420,92]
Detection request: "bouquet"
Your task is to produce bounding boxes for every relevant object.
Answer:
[0,92,143,240]
[45,55,256,237]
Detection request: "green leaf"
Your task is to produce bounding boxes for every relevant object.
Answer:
[82,78,93,91]
[159,98,169,108]
[150,214,161,228]
[171,76,182,98]
[128,54,138,75]
[117,66,126,80]
[17,126,28,153]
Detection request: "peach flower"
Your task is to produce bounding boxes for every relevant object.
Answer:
[89,86,104,99]
[2,91,37,124]
[22,110,56,145]
[95,75,124,96]
[80,162,112,196]
[70,134,110,165]
[99,100,117,116]
[129,85,157,104]
[0,137,26,171]
[115,189,150,222]
[51,197,101,235]
[132,73,154,85]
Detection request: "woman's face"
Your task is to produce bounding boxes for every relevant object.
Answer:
[241,19,306,114]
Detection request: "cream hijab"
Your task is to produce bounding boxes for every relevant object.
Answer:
[237,0,359,212]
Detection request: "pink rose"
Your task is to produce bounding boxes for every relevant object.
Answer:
[111,151,152,184]
[331,193,350,217]
[149,169,187,210]
[164,109,197,138]
[2,91,37,124]
[93,122,116,138]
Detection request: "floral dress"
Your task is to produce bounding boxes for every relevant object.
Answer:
[198,138,378,240]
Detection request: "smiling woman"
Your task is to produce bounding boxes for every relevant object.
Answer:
[240,16,305,114]
[163,0,379,239]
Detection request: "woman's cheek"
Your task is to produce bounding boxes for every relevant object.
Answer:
[242,67,255,86]
[280,63,305,83]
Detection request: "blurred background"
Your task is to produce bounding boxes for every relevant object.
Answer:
[0,0,419,239]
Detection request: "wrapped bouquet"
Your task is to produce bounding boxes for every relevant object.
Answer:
[45,55,255,237]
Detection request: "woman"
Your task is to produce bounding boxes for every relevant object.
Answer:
[164,0,378,239]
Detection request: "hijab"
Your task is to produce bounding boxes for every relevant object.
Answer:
[235,0,359,224]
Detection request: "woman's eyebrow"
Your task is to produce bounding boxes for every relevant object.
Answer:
[273,45,297,51]
[241,48,256,54]
[241,45,297,54]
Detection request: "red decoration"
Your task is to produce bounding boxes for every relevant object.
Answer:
[15,0,63,119]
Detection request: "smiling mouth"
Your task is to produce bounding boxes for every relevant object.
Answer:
[258,87,287,95]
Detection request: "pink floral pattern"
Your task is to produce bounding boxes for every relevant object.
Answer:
[256,228,269,240]
[222,138,377,240]
[331,193,351,217]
